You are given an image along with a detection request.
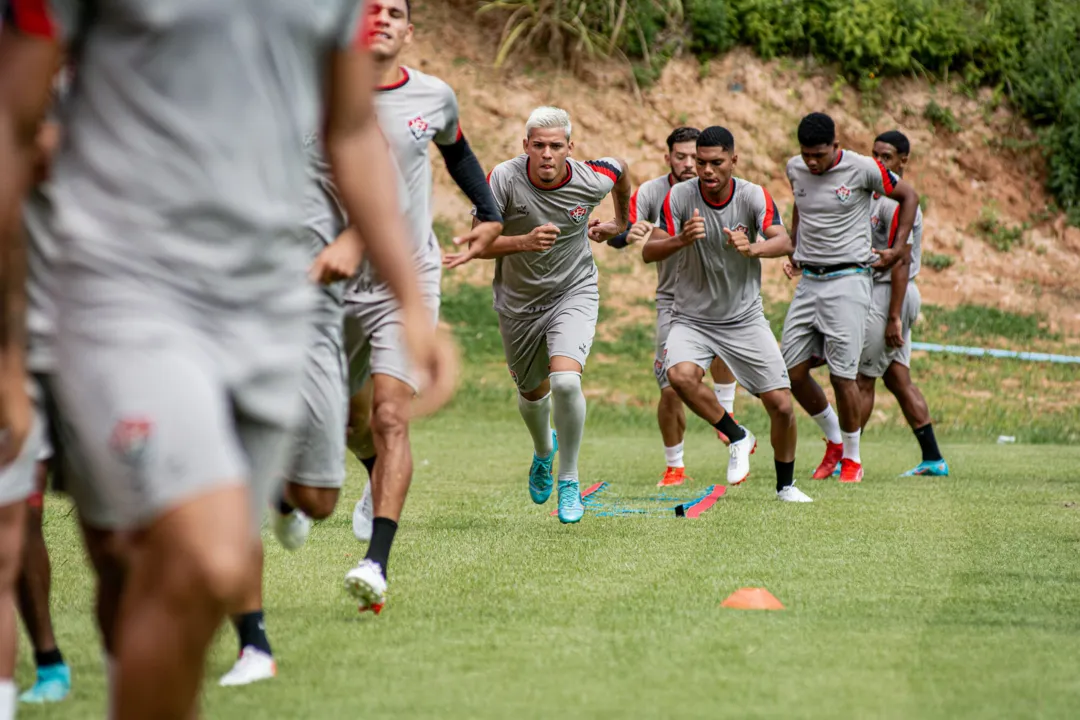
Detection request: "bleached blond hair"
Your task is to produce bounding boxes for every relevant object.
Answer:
[525,106,572,141]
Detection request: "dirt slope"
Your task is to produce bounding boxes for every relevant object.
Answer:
[406,2,1080,337]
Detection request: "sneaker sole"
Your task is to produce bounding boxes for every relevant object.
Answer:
[558,512,583,524]
[219,668,276,687]
[344,575,386,613]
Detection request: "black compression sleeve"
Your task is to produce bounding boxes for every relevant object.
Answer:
[606,230,631,249]
[438,137,502,223]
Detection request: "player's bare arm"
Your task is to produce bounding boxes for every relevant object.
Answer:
[782,199,800,279]
[310,226,364,285]
[885,244,913,348]
[642,208,705,263]
[873,178,919,269]
[465,221,559,259]
[586,158,632,242]
[0,26,61,464]
[728,223,794,259]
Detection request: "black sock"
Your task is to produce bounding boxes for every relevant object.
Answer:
[361,454,377,478]
[277,495,295,515]
[713,412,747,443]
[775,460,795,492]
[34,648,64,668]
[913,423,943,462]
[364,517,398,577]
[233,610,272,656]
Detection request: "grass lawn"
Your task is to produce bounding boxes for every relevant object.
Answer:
[19,404,1080,719]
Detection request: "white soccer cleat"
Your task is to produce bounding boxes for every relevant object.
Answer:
[272,508,311,551]
[726,430,756,485]
[344,559,387,614]
[219,647,276,687]
[352,481,374,542]
[777,485,814,503]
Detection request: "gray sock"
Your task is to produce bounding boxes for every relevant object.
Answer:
[517,392,553,456]
[549,371,586,481]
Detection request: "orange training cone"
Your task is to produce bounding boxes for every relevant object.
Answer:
[720,587,785,610]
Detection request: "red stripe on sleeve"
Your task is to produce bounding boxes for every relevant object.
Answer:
[876,159,896,195]
[11,0,57,38]
[887,207,900,248]
[761,188,776,232]
[628,190,639,225]
[585,161,619,184]
[662,191,675,235]
[485,169,493,184]
[455,124,463,142]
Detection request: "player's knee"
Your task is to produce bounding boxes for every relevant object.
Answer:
[371,398,409,441]
[549,371,582,401]
[829,374,856,393]
[183,540,250,609]
[290,485,339,520]
[763,391,795,423]
[666,363,698,393]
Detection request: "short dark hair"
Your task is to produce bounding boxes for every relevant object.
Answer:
[875,130,910,156]
[666,127,700,151]
[798,112,836,147]
[406,0,412,19]
[697,126,735,152]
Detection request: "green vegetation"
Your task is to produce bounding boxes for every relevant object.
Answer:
[432,216,457,249]
[919,303,1060,343]
[971,206,1025,252]
[923,252,955,271]
[28,416,1080,718]
[474,0,1080,224]
[923,100,962,133]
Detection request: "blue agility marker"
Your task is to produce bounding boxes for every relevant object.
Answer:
[910,342,1080,365]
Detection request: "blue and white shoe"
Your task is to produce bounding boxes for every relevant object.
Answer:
[528,432,558,504]
[901,459,950,477]
[19,663,71,703]
[557,478,584,524]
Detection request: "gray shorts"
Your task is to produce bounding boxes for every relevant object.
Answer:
[859,281,921,378]
[344,269,441,395]
[664,312,790,396]
[53,271,312,531]
[654,304,675,390]
[780,271,873,380]
[499,287,599,393]
[289,291,348,489]
[0,381,43,507]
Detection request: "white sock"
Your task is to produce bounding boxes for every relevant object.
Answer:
[664,443,684,469]
[812,405,843,444]
[517,392,553,457]
[713,382,737,415]
[549,372,586,481]
[0,680,15,720]
[841,429,861,463]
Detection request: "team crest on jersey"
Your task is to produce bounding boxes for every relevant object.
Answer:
[407,114,430,141]
[109,417,154,466]
[835,185,852,203]
[732,224,749,235]
[508,368,518,384]
[515,203,529,216]
[568,205,588,223]
[871,215,881,228]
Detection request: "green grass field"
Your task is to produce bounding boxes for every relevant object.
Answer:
[17,403,1080,718]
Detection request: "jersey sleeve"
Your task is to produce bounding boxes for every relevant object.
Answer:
[7,0,80,41]
[627,188,640,225]
[658,188,682,236]
[338,1,368,49]
[582,157,622,197]
[433,82,462,146]
[473,163,511,217]
[755,187,784,234]
[862,156,901,196]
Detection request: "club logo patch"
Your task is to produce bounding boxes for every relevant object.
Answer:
[109,417,154,466]
[835,185,852,203]
[515,203,529,216]
[568,205,588,223]
[508,368,519,384]
[407,114,430,141]
[871,215,881,228]
[732,224,749,235]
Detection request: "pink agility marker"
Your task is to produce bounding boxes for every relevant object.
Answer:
[681,485,726,518]
[549,481,607,516]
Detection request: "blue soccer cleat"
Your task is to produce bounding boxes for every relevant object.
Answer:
[19,663,71,704]
[901,459,950,477]
[528,432,558,504]
[557,479,584,524]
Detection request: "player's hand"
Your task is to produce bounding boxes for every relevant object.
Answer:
[871,247,902,270]
[724,227,753,257]
[626,220,654,246]
[401,318,461,419]
[588,219,620,243]
[678,209,706,245]
[782,259,799,280]
[885,316,904,348]
[309,229,363,285]
[521,223,559,252]
[443,220,504,269]
[0,368,32,467]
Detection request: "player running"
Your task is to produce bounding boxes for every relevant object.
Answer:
[339,0,504,613]
[615,127,739,488]
[781,113,919,483]
[857,131,948,477]
[643,127,811,501]
[0,3,455,718]
[453,106,631,523]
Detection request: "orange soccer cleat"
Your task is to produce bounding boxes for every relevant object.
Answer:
[812,440,844,479]
[657,466,691,487]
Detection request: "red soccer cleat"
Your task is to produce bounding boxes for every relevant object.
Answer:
[838,458,864,484]
[812,440,843,479]
[657,466,690,487]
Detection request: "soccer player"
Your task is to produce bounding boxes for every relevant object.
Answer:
[338,0,503,613]
[452,106,630,523]
[615,127,738,488]
[857,131,948,476]
[781,112,919,483]
[643,127,811,501]
[0,4,455,719]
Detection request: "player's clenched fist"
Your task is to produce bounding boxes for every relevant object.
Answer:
[521,222,559,252]
[723,226,753,257]
[626,220,654,246]
[679,208,706,245]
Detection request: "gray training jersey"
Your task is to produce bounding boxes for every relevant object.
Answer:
[488,155,621,317]
[787,150,901,267]
[870,194,922,283]
[631,173,679,307]
[658,177,783,325]
[28,0,365,306]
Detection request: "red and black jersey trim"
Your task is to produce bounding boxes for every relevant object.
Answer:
[628,189,640,224]
[761,188,782,231]
[7,0,57,38]
[377,67,411,92]
[660,191,676,235]
[875,159,899,195]
[829,150,845,170]
[699,178,736,210]
[525,158,573,190]
[887,206,901,247]
[584,159,621,184]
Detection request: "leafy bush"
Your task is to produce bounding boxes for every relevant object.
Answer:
[972,206,1025,252]
[923,253,955,271]
[923,100,962,133]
